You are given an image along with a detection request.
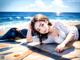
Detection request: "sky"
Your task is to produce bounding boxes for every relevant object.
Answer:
[0,0,80,13]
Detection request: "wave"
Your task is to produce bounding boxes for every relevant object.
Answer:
[0,19,80,28]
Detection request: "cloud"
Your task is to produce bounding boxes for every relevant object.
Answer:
[0,0,55,12]
[24,0,54,12]
[0,0,80,12]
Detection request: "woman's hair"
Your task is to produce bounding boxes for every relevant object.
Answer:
[30,14,52,44]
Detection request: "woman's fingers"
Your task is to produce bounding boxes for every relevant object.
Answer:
[55,47,63,53]
[55,43,66,53]
[55,48,60,53]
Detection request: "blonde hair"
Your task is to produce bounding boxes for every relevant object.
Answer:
[33,14,48,21]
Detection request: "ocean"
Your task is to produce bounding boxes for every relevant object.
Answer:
[0,12,80,29]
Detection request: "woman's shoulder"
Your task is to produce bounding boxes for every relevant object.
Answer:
[51,21,62,27]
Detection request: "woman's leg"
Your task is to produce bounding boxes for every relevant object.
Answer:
[0,28,37,42]
[17,29,28,38]
[18,29,36,38]
[75,24,80,40]
[0,28,18,40]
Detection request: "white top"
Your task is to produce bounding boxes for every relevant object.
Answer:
[43,22,79,44]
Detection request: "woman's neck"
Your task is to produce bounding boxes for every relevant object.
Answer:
[48,26,54,33]
[48,25,59,37]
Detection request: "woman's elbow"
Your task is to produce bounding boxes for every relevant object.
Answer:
[26,36,32,43]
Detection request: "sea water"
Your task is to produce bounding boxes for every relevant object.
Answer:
[0,12,80,31]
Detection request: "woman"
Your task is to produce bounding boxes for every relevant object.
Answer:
[30,14,80,53]
[0,14,80,53]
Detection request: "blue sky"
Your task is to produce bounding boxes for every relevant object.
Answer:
[0,0,80,13]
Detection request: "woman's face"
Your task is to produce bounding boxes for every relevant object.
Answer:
[34,21,49,34]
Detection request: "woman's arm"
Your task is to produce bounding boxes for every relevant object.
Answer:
[55,31,74,53]
[26,23,33,43]
[26,30,32,43]
[61,32,74,45]
[55,22,75,52]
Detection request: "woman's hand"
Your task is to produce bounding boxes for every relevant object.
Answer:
[55,43,66,53]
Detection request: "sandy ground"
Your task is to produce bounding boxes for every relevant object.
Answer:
[0,21,80,60]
